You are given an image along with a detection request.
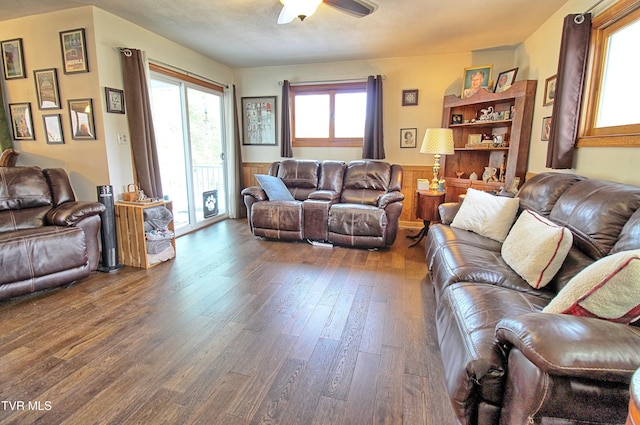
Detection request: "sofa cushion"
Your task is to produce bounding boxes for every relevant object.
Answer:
[450,188,519,242]
[502,210,573,289]
[255,174,294,201]
[516,172,584,217]
[543,250,640,324]
[328,203,387,237]
[0,166,53,211]
[276,159,319,189]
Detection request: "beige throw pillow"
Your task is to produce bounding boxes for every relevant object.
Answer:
[502,209,573,289]
[450,188,519,242]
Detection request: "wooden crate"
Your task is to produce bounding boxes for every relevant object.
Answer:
[115,200,175,269]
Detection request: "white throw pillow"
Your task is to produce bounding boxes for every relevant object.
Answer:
[502,210,573,289]
[450,188,520,242]
[543,249,640,324]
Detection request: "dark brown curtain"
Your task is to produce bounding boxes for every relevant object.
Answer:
[120,48,163,198]
[546,14,591,169]
[0,83,12,151]
[233,84,246,218]
[363,75,385,159]
[280,80,293,158]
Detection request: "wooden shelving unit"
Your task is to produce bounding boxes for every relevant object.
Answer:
[115,200,176,269]
[440,80,537,202]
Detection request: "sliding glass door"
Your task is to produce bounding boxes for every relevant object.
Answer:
[150,72,227,235]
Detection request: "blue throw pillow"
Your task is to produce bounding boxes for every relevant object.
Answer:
[255,174,294,201]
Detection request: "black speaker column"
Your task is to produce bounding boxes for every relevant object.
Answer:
[97,185,124,272]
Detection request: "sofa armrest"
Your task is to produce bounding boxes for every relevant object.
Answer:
[378,191,404,209]
[240,186,267,201]
[496,313,640,383]
[308,190,340,202]
[46,201,106,227]
[438,202,461,224]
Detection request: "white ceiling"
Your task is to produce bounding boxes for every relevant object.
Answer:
[1,0,571,68]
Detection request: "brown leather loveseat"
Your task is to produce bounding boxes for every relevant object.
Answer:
[425,172,640,425]
[0,166,106,300]
[241,159,404,248]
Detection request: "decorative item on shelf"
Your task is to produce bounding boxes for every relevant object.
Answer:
[494,67,519,93]
[123,183,139,202]
[455,171,464,179]
[451,114,463,125]
[483,167,498,182]
[469,171,478,181]
[417,179,430,191]
[438,178,446,192]
[478,106,494,121]
[420,128,454,190]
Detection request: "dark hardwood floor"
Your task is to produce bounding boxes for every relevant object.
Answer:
[0,219,456,425]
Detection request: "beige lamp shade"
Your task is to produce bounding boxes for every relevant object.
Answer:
[420,128,455,155]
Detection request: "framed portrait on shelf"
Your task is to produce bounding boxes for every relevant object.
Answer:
[59,28,89,74]
[462,65,492,98]
[543,75,557,106]
[1,38,26,79]
[242,96,276,145]
[34,68,61,110]
[68,98,96,140]
[494,67,518,93]
[541,116,552,141]
[43,114,64,144]
[105,87,125,114]
[9,103,34,141]
[402,89,418,106]
[400,128,417,148]
[451,114,463,125]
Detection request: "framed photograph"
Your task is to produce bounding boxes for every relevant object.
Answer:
[242,96,276,145]
[34,68,61,110]
[494,67,518,93]
[59,28,89,74]
[451,114,463,125]
[462,65,492,98]
[43,114,64,144]
[105,87,125,114]
[541,116,552,141]
[400,128,417,148]
[402,89,419,106]
[543,75,557,106]
[68,98,96,140]
[8,103,34,140]
[1,38,26,79]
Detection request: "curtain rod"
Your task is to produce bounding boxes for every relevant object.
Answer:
[575,0,609,23]
[278,75,386,86]
[117,48,229,89]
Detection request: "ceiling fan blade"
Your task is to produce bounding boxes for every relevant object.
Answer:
[277,4,297,24]
[323,0,377,17]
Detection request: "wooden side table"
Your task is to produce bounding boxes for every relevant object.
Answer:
[408,190,446,247]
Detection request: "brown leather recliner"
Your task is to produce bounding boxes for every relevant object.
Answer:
[0,166,106,300]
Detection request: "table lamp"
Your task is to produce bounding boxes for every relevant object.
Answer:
[420,128,455,190]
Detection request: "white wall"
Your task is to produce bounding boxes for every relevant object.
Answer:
[236,49,517,166]
[516,0,640,185]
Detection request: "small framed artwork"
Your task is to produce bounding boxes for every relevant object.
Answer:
[543,75,557,106]
[68,98,96,140]
[541,116,552,141]
[105,87,125,114]
[402,89,418,106]
[400,128,417,148]
[462,65,492,98]
[494,67,518,93]
[34,68,61,110]
[59,28,89,74]
[1,38,26,79]
[8,103,34,140]
[43,114,64,144]
[242,96,276,145]
[451,114,463,125]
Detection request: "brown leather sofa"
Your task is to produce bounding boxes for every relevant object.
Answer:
[0,166,106,300]
[425,172,640,425]
[241,159,404,248]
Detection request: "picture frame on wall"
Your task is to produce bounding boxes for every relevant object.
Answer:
[400,128,417,148]
[68,98,96,140]
[541,116,552,141]
[9,102,34,140]
[241,96,277,145]
[34,68,61,110]
[105,87,125,114]
[43,114,64,144]
[1,38,26,79]
[59,28,89,74]
[402,89,419,106]
[462,65,492,98]
[543,75,557,106]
